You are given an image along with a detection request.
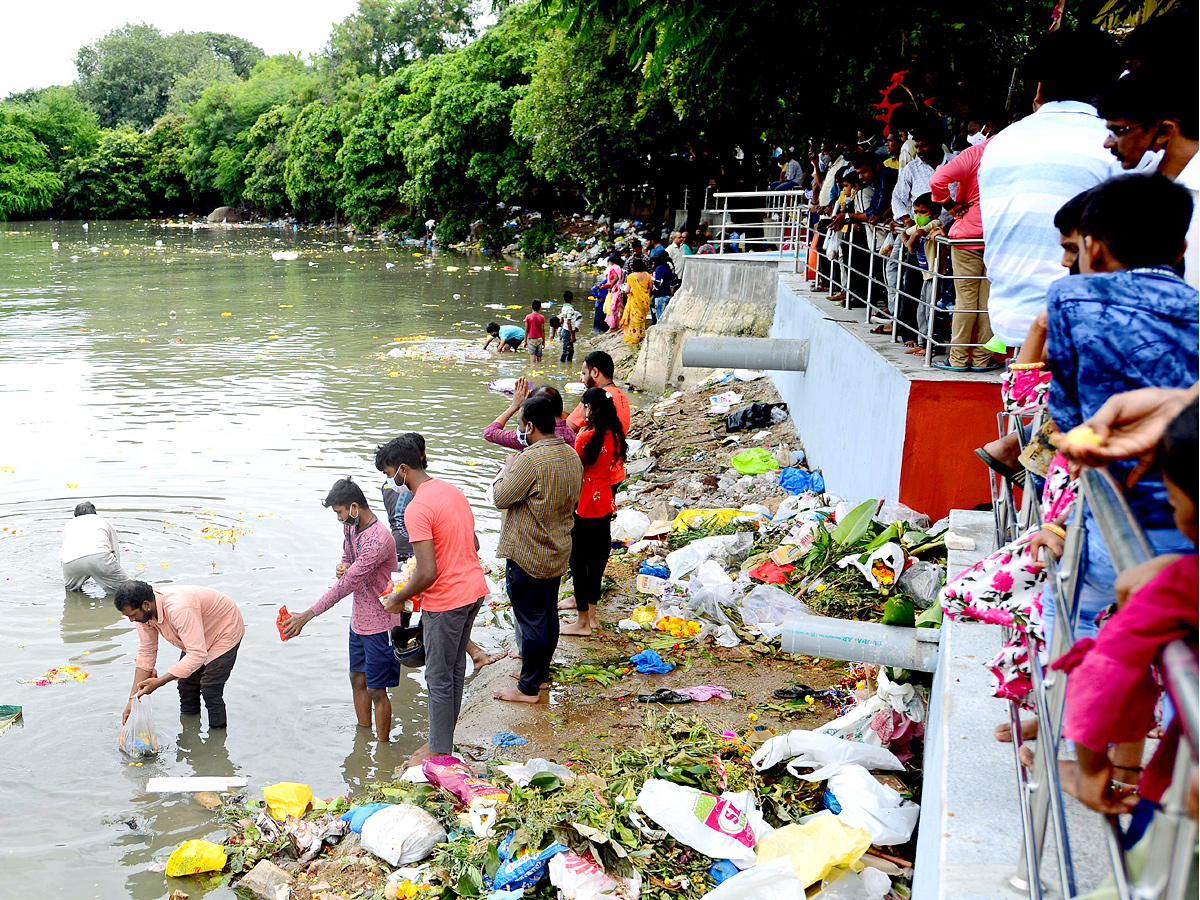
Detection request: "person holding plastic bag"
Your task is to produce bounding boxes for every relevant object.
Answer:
[378,434,489,769]
[282,478,400,741]
[115,580,245,729]
[562,388,627,637]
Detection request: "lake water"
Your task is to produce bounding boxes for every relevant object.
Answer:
[0,220,597,898]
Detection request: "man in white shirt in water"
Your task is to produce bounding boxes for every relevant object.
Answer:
[61,502,128,593]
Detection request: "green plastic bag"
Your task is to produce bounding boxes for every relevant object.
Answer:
[882,595,915,627]
[730,448,780,476]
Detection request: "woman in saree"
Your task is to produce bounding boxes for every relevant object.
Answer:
[620,258,653,345]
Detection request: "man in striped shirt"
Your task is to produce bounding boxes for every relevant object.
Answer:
[977,29,1123,346]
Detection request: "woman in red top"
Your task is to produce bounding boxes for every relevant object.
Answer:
[561,387,627,637]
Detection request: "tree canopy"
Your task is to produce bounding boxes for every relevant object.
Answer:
[0,0,1190,224]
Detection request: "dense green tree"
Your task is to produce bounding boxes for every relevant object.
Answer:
[512,27,664,211]
[243,105,297,214]
[392,4,539,216]
[327,0,477,79]
[0,112,63,218]
[75,23,266,129]
[338,76,409,225]
[0,86,100,168]
[166,56,241,117]
[142,114,193,208]
[61,127,149,217]
[284,101,348,218]
[184,55,318,202]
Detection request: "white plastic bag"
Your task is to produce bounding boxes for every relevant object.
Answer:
[739,584,811,640]
[816,669,926,747]
[548,850,642,899]
[750,730,904,781]
[636,780,773,869]
[685,563,747,626]
[119,696,159,758]
[611,510,651,544]
[665,534,754,580]
[699,856,802,900]
[359,803,447,866]
[826,765,920,846]
[837,542,907,592]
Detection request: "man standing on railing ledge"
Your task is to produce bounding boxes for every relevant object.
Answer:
[977,29,1123,347]
[930,136,996,370]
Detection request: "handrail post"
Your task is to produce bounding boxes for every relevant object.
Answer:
[924,237,939,366]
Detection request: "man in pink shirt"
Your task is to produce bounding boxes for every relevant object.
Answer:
[524,299,546,364]
[930,138,997,370]
[116,580,245,729]
[283,478,400,741]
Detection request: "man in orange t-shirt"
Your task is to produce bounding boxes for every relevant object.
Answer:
[381,433,489,770]
[567,350,630,488]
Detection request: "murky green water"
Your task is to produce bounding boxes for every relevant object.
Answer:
[0,221,597,898]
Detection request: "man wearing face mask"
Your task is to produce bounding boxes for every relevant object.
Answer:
[282,478,400,742]
[492,393,581,704]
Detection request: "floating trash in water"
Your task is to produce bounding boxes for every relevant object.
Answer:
[271,251,299,261]
[155,240,163,247]
[385,262,395,269]
[19,664,89,686]
[221,312,232,317]
[0,705,22,736]
[169,310,177,318]
[342,245,353,253]
[51,241,59,250]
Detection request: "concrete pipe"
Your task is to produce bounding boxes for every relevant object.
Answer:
[681,336,809,372]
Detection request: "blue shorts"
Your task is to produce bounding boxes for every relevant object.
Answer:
[349,629,400,689]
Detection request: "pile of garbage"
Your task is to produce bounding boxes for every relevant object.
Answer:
[171,703,921,900]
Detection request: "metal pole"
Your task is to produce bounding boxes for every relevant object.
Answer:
[924,238,938,366]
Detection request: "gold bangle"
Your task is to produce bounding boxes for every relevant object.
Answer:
[1041,523,1067,539]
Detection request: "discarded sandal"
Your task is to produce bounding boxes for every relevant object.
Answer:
[634,688,692,704]
[773,684,819,700]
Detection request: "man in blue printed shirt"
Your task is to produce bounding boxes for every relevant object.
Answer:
[1039,174,1199,647]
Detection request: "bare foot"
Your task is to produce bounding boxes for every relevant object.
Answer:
[995,718,1039,743]
[508,673,550,689]
[493,685,541,704]
[470,647,508,668]
[560,618,593,636]
[904,346,925,355]
[828,293,847,302]
[1019,744,1035,768]
[403,742,438,770]
[557,596,578,610]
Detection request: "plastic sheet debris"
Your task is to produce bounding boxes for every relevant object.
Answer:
[836,543,906,592]
[754,816,872,888]
[698,622,740,647]
[165,839,227,877]
[726,403,788,433]
[491,730,528,748]
[638,563,669,579]
[670,508,761,533]
[896,560,943,609]
[360,803,447,866]
[549,850,642,900]
[748,559,793,585]
[750,729,904,781]
[678,684,732,701]
[495,758,573,787]
[814,867,892,899]
[629,649,673,674]
[730,448,780,475]
[816,669,926,761]
[611,509,651,544]
[825,765,920,845]
[665,532,754,579]
[119,696,159,758]
[876,502,931,529]
[699,855,801,900]
[491,833,568,892]
[270,251,299,261]
[708,391,743,415]
[263,782,313,820]
[636,780,773,869]
[708,859,739,887]
[779,467,826,495]
[739,584,810,640]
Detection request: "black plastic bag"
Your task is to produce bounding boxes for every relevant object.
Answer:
[726,402,788,433]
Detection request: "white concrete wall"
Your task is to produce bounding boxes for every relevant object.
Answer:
[769,277,910,505]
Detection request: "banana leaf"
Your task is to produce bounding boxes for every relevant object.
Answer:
[832,499,878,547]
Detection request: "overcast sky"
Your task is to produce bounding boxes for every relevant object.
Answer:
[0,1,363,97]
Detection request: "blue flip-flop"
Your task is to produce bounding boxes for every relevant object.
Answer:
[970,362,1003,372]
[933,359,971,371]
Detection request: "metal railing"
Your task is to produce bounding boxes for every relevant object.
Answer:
[703,190,811,272]
[991,447,1198,898]
[704,199,995,368]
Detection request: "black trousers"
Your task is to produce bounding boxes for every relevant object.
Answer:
[506,560,561,697]
[569,513,612,612]
[177,642,239,728]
